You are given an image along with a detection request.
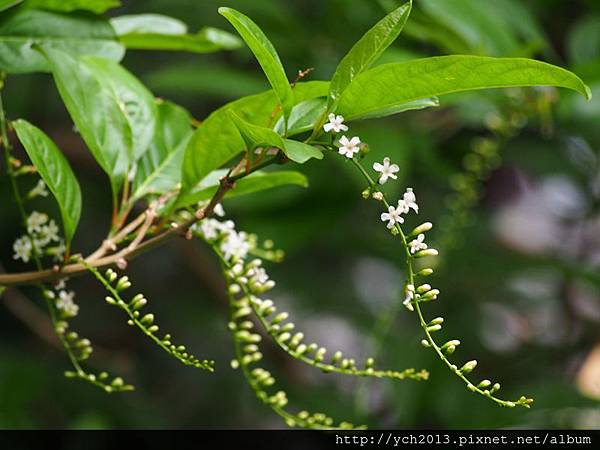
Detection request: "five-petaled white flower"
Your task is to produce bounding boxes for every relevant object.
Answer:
[373,157,400,184]
[26,211,48,234]
[397,188,419,214]
[338,135,361,158]
[380,205,404,229]
[409,233,428,254]
[323,113,348,134]
[13,236,32,262]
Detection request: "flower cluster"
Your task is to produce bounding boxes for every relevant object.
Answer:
[194,203,429,428]
[44,278,79,318]
[12,211,65,263]
[328,112,534,409]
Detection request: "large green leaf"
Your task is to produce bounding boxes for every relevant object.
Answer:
[0,8,124,73]
[178,169,308,207]
[179,81,327,205]
[26,0,120,14]
[132,100,193,201]
[110,14,241,53]
[218,7,293,123]
[81,56,157,162]
[42,47,157,192]
[329,0,412,107]
[337,56,592,119]
[13,119,82,246]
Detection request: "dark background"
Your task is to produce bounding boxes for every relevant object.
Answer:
[1,0,600,429]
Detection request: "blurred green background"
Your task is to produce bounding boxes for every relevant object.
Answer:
[1,0,600,429]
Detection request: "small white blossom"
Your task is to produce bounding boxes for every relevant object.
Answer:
[50,241,66,262]
[214,203,225,217]
[323,113,348,133]
[380,205,404,229]
[221,231,251,261]
[397,188,418,214]
[373,157,400,184]
[338,135,361,158]
[403,284,415,311]
[197,218,220,240]
[56,290,79,317]
[409,233,428,254]
[13,236,32,262]
[26,211,48,234]
[55,279,67,291]
[28,179,49,198]
[249,266,269,285]
[35,220,60,247]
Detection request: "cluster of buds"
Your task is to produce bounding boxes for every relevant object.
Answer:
[99,267,214,371]
[64,369,134,393]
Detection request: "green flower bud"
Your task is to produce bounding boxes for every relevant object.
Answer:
[460,360,477,374]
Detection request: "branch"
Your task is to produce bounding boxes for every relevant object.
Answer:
[0,172,240,287]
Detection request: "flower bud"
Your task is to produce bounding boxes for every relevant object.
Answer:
[417,268,434,277]
[460,360,477,374]
[414,249,439,258]
[409,222,433,237]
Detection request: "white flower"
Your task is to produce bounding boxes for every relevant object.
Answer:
[28,179,49,198]
[220,231,251,261]
[380,205,404,229]
[26,211,48,234]
[403,284,415,311]
[55,278,67,291]
[249,266,269,285]
[409,233,428,254]
[338,135,361,158]
[13,236,32,262]
[214,203,225,217]
[373,157,399,184]
[400,188,418,214]
[56,290,79,317]
[36,220,60,247]
[199,218,221,241]
[323,113,348,133]
[50,241,66,262]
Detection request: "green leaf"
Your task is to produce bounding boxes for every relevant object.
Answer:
[110,14,241,53]
[329,0,412,107]
[338,56,592,119]
[42,47,157,192]
[229,111,323,164]
[132,100,193,200]
[274,98,327,136]
[218,7,293,122]
[0,0,22,12]
[178,169,308,207]
[25,0,120,14]
[80,56,157,162]
[13,119,82,246]
[229,110,285,150]
[179,80,327,204]
[282,139,323,164]
[351,97,439,120]
[0,8,124,73]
